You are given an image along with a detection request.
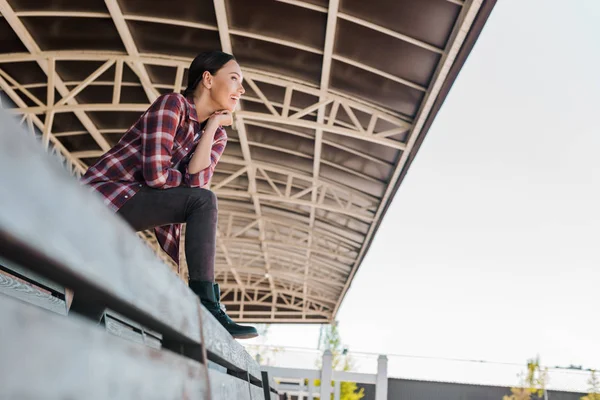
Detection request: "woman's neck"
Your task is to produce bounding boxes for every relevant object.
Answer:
[191,91,216,123]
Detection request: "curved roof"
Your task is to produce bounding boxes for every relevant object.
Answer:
[0,0,495,322]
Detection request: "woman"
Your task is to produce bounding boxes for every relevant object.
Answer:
[81,51,257,339]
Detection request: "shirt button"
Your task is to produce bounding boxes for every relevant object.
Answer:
[139,184,143,187]
[185,147,188,151]
[124,195,129,199]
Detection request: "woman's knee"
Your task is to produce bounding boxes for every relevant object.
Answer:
[188,188,218,210]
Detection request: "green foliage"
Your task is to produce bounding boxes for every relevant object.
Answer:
[319,323,345,370]
[339,381,366,400]
[503,356,548,400]
[504,387,537,400]
[312,378,364,400]
[313,323,365,400]
[582,370,600,400]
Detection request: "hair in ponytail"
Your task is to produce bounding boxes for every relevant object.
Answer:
[183,51,236,97]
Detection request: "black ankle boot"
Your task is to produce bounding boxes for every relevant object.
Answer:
[189,281,258,339]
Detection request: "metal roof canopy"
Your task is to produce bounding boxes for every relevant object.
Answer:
[0,0,496,322]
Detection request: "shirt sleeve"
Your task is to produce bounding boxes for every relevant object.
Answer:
[183,126,228,188]
[140,93,184,189]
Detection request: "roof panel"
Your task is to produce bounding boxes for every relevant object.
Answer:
[59,132,103,153]
[127,20,221,58]
[0,18,28,53]
[20,16,126,51]
[330,59,425,117]
[85,110,141,130]
[243,80,288,107]
[320,142,394,182]
[9,0,106,12]
[241,98,278,116]
[17,86,59,108]
[55,60,112,82]
[52,112,86,134]
[71,83,114,105]
[246,124,316,158]
[335,18,442,87]
[339,0,461,48]
[252,146,314,175]
[145,64,177,86]
[321,131,398,165]
[119,0,217,26]
[227,0,326,49]
[232,36,323,85]
[119,83,148,103]
[0,61,45,85]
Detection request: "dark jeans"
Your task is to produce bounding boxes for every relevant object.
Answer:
[117,186,217,282]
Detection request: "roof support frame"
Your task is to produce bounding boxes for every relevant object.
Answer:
[104,0,160,103]
[0,73,86,174]
[301,0,340,320]
[9,9,433,92]
[213,0,278,308]
[0,0,112,152]
[0,51,411,119]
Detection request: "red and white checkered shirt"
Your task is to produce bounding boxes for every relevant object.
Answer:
[81,93,227,265]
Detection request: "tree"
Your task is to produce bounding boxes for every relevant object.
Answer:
[503,356,548,400]
[313,323,365,400]
[581,370,600,400]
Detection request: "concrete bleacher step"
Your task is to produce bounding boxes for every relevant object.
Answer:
[1,294,212,399]
[0,105,278,399]
[0,256,68,315]
[0,255,164,350]
[102,309,163,349]
[0,258,239,374]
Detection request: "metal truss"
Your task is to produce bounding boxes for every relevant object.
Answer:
[2,5,444,93]
[0,0,483,322]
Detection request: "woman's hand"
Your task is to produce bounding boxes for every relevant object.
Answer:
[208,110,233,128]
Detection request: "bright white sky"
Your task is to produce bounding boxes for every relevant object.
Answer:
[246,0,600,389]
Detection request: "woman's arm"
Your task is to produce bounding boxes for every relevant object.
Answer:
[188,120,219,174]
[183,112,230,188]
[140,94,185,189]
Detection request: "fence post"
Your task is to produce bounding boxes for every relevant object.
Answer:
[320,349,333,399]
[298,379,305,400]
[334,379,341,400]
[375,354,388,400]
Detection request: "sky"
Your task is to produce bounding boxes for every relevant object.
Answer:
[245,0,600,390]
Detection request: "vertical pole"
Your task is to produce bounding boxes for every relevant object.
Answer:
[295,379,303,400]
[307,379,314,400]
[43,57,55,150]
[261,371,271,400]
[320,349,333,400]
[375,355,388,400]
[334,380,341,400]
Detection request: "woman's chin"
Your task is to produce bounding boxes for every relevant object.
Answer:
[220,104,236,112]
[227,99,240,112]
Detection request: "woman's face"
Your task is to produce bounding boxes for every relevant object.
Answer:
[209,60,245,112]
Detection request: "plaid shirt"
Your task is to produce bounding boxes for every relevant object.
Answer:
[81,93,227,265]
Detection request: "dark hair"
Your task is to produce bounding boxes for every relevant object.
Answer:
[183,51,236,97]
